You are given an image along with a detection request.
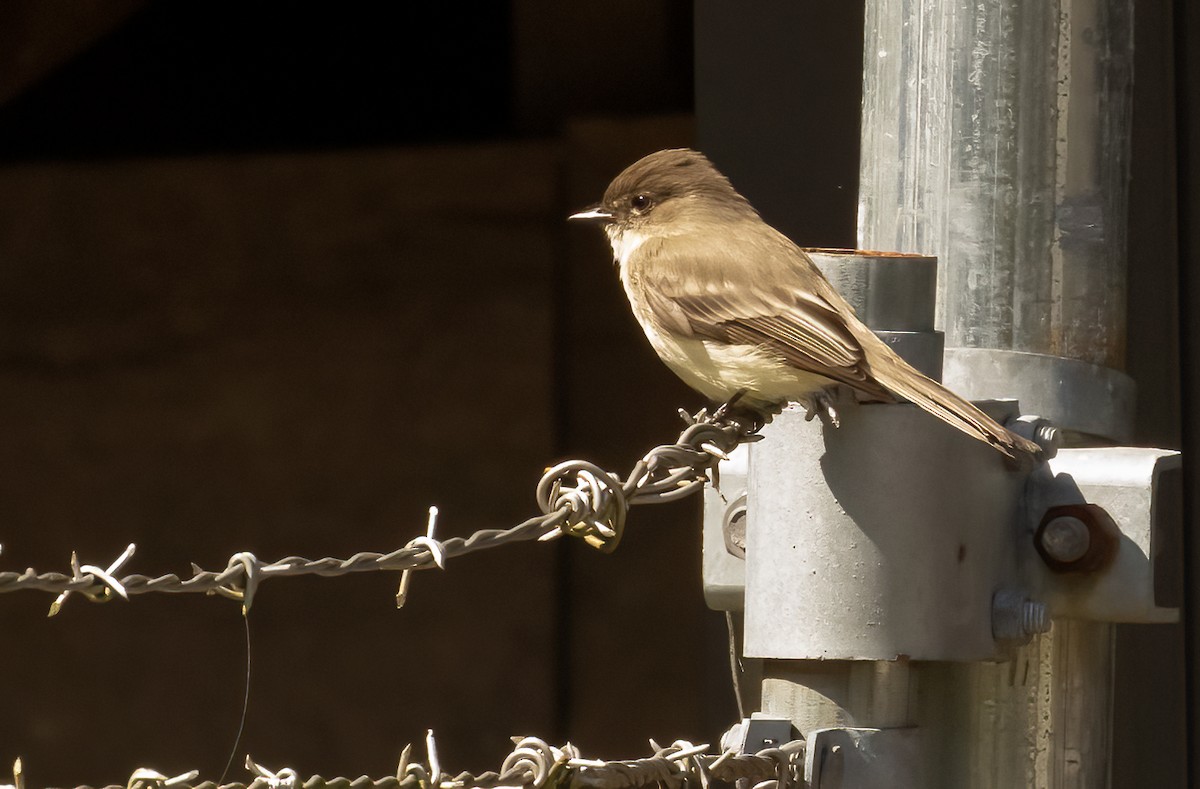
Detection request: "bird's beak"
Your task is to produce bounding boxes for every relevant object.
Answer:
[568,205,613,222]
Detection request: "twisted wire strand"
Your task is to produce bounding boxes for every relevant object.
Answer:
[0,408,758,610]
[49,736,805,789]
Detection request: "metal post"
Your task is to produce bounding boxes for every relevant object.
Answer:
[695,3,1164,786]
[858,0,1133,371]
[852,0,1135,786]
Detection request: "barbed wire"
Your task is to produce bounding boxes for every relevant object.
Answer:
[0,406,761,614]
[4,729,806,789]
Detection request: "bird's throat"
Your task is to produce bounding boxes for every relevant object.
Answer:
[606,226,649,272]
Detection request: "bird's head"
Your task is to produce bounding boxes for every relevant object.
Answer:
[569,149,758,246]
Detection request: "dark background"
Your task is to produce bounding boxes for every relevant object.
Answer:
[0,1,1195,786]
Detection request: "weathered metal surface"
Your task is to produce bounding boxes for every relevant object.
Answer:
[761,660,914,735]
[744,399,1028,662]
[805,250,938,333]
[858,0,1133,371]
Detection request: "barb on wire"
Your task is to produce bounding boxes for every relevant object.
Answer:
[502,735,577,789]
[396,508,444,609]
[244,756,298,789]
[2,757,23,789]
[126,766,199,789]
[0,407,760,611]
[48,543,136,617]
[17,729,807,789]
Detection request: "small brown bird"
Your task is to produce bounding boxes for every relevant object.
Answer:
[570,148,1041,460]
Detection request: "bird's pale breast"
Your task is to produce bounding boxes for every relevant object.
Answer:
[616,230,833,407]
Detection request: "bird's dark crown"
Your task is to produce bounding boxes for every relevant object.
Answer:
[598,148,757,224]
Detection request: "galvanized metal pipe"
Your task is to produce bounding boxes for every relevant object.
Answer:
[858,0,1133,370]
[755,0,1136,786]
[852,1,1134,787]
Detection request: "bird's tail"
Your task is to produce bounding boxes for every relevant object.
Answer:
[865,337,1043,462]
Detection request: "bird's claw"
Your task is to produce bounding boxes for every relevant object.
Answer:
[802,389,840,428]
[712,390,748,421]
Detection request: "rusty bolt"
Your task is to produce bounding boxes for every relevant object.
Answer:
[1034,504,1120,573]
[1040,516,1091,563]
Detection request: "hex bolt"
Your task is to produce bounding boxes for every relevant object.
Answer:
[1039,516,1091,563]
[1034,504,1120,573]
[1022,599,1050,636]
[992,589,1051,644]
[1007,415,1062,459]
[1035,423,1063,454]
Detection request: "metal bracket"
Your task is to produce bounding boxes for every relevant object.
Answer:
[742,397,1028,661]
[703,418,1182,642]
[805,727,919,789]
[734,715,798,753]
[943,348,1136,443]
[1028,447,1182,622]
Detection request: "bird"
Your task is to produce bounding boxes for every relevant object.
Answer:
[569,148,1042,461]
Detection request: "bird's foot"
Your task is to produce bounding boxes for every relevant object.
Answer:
[801,389,841,428]
[691,391,774,437]
[711,389,748,421]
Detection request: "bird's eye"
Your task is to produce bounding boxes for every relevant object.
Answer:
[630,194,653,213]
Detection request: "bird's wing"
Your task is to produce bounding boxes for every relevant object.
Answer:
[638,233,893,398]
